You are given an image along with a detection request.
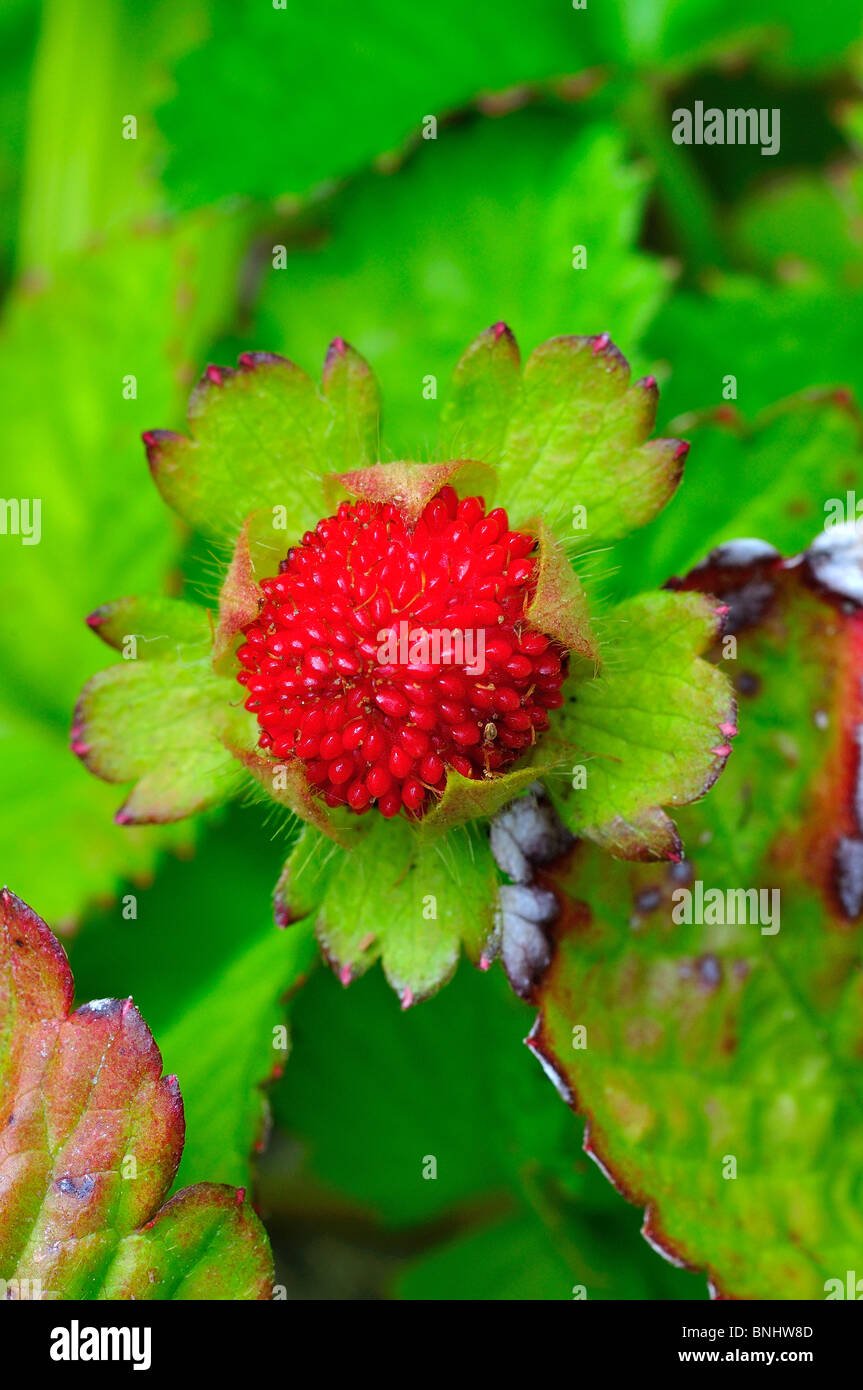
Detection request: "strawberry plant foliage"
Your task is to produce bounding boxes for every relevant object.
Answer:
[254,117,670,459]
[0,213,252,927]
[74,327,734,1004]
[0,889,272,1299]
[157,0,860,209]
[528,533,863,1299]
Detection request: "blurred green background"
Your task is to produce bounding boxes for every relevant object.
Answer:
[2,0,863,1298]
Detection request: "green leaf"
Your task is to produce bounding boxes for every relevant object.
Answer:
[157,1,859,208]
[397,1206,701,1301]
[268,959,703,1298]
[0,887,272,1300]
[0,209,253,923]
[159,1,580,205]
[399,1214,583,1301]
[646,276,863,431]
[731,168,863,285]
[15,0,213,272]
[0,704,189,932]
[0,0,37,285]
[276,817,501,1006]
[612,392,863,601]
[156,917,317,1192]
[542,591,735,859]
[256,116,669,457]
[272,962,569,1223]
[531,542,863,1298]
[146,341,380,541]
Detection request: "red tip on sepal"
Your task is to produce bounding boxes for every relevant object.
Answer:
[237,350,291,371]
[141,428,184,470]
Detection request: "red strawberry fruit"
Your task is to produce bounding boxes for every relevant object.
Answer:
[236,485,567,818]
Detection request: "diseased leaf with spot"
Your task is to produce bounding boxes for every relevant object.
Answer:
[530,544,863,1298]
[0,888,272,1300]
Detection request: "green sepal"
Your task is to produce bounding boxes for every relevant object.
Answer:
[328,457,496,520]
[543,591,735,859]
[213,508,284,669]
[525,520,601,665]
[439,321,521,465]
[86,595,213,659]
[145,341,381,541]
[73,656,243,825]
[274,818,501,1006]
[418,766,549,840]
[443,328,687,545]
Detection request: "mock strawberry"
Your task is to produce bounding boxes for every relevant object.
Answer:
[76,326,731,1005]
[236,485,567,818]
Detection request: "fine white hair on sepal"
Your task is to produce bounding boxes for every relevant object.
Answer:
[483,912,503,966]
[806,522,863,604]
